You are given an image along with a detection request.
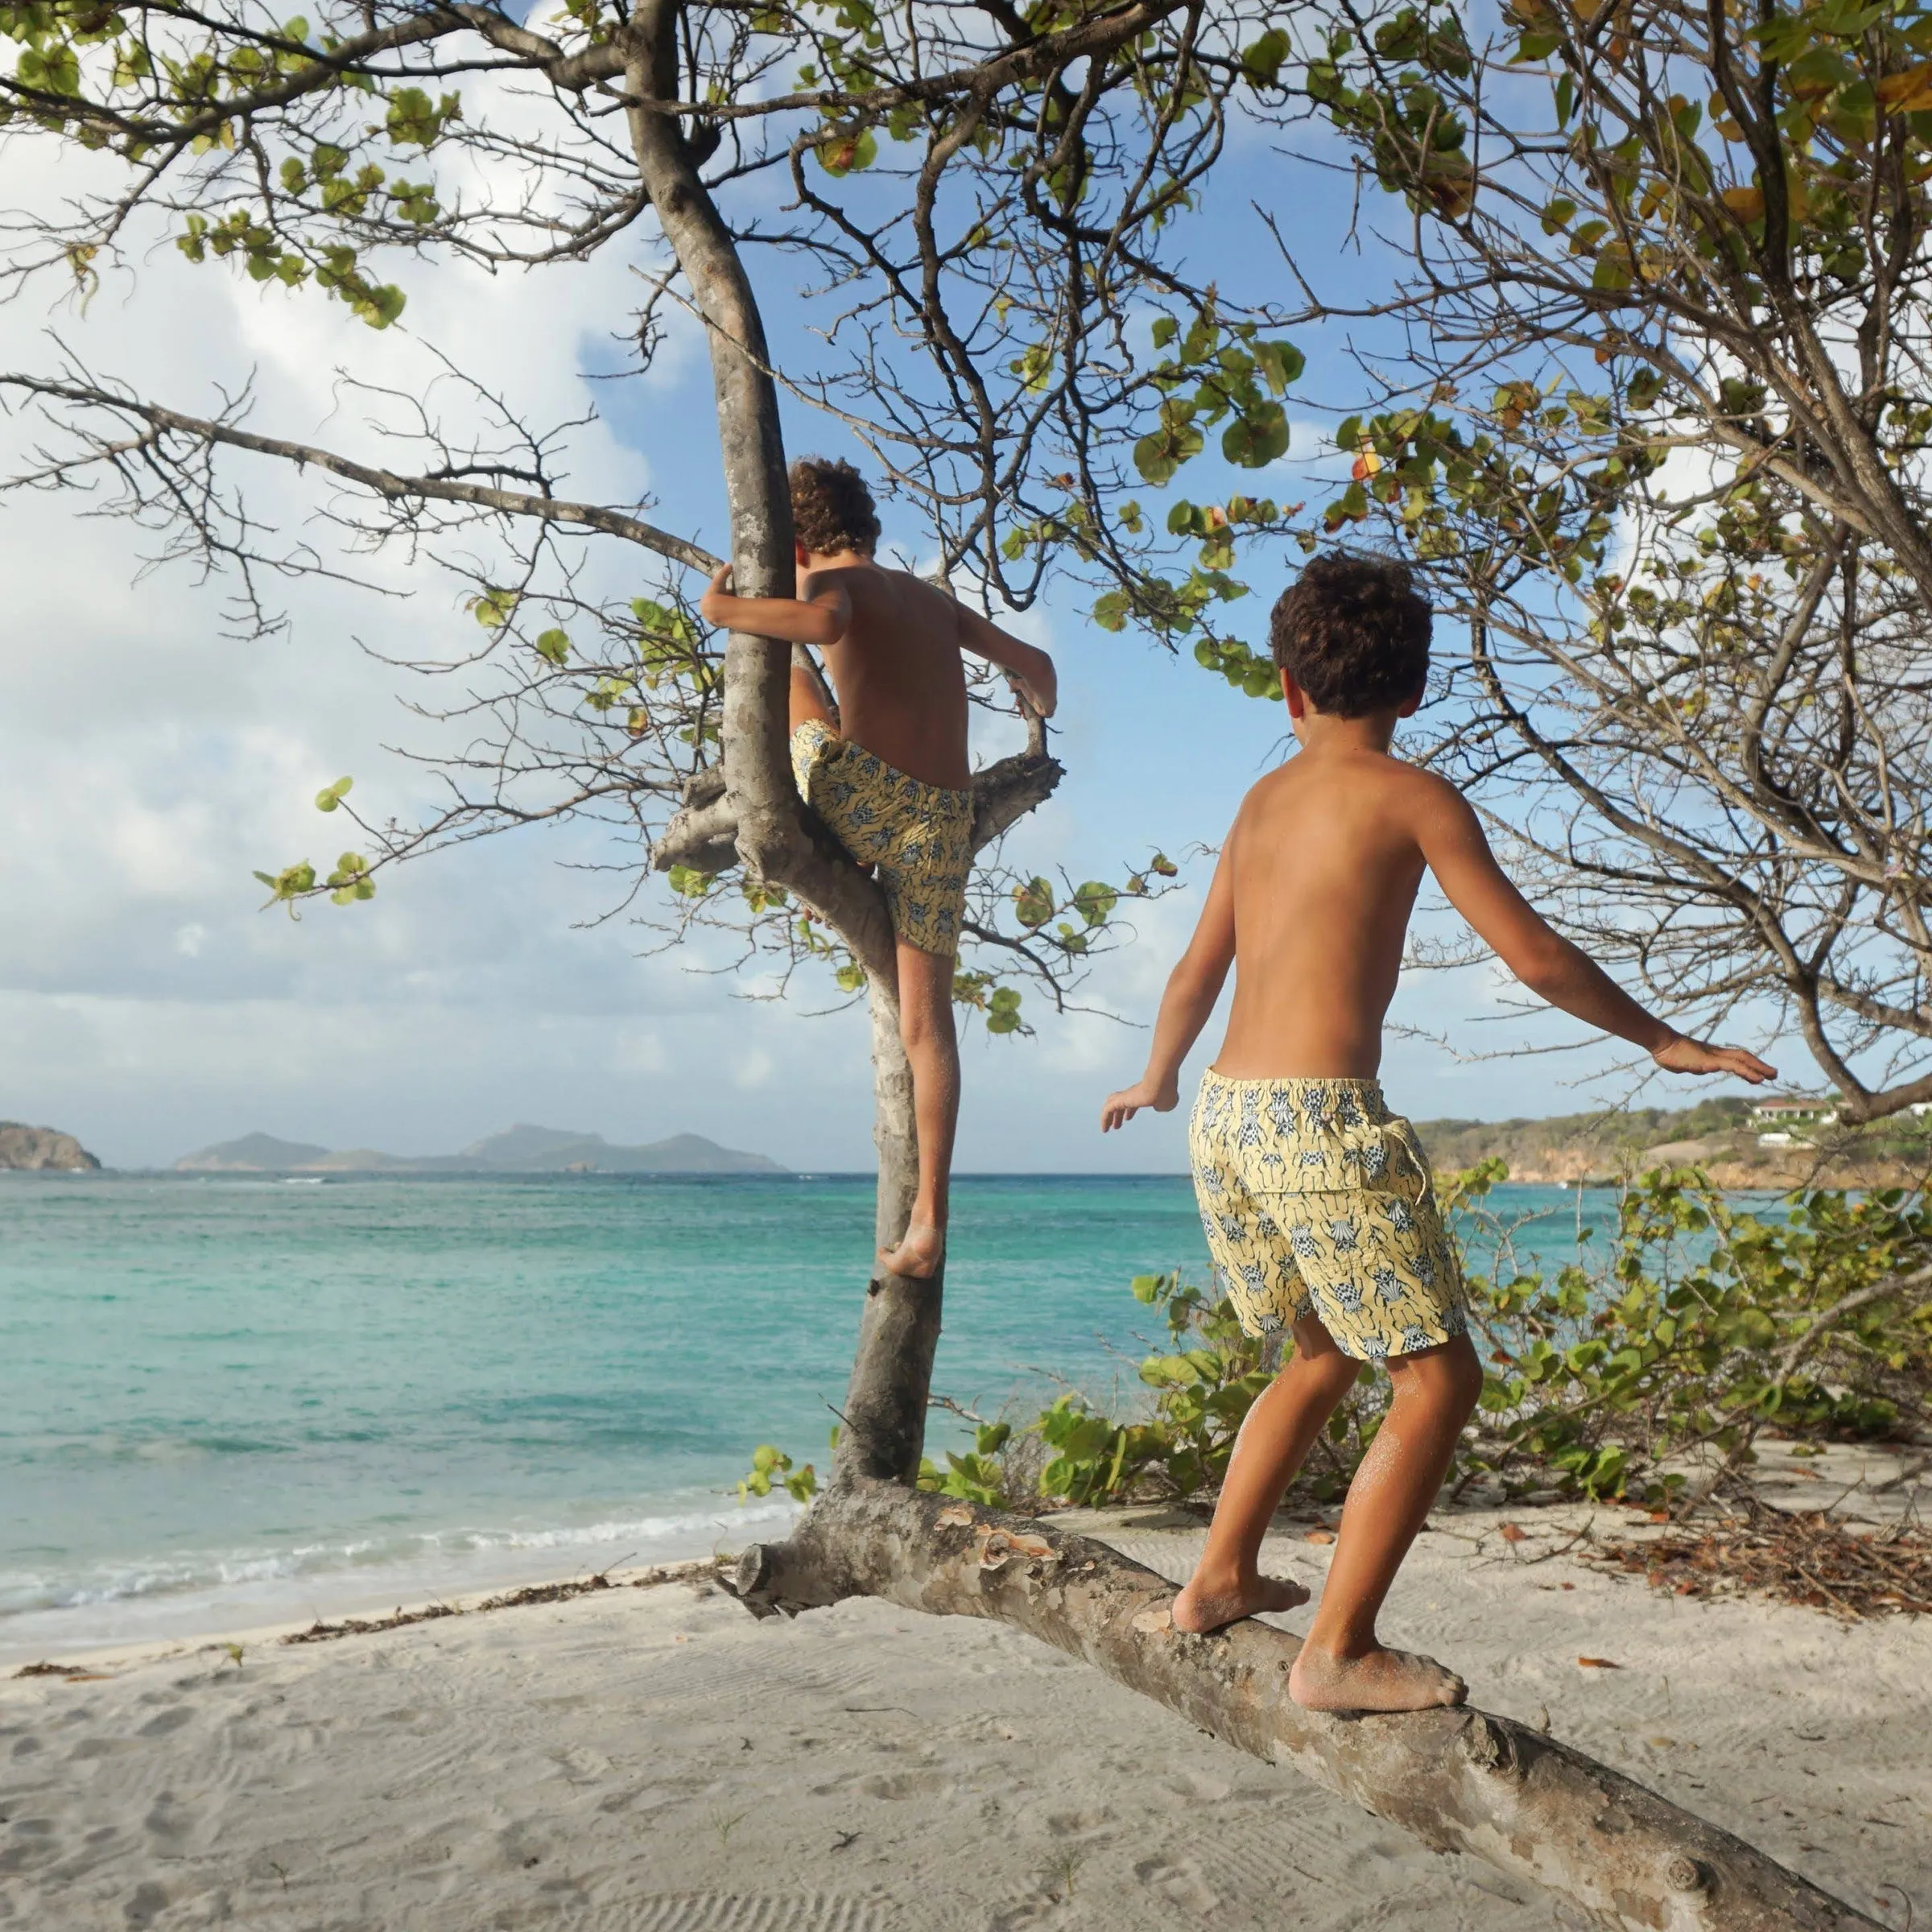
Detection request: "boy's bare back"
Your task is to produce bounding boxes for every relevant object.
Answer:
[1215,746,1439,1081]
[803,564,971,791]
[1199,732,1768,1092]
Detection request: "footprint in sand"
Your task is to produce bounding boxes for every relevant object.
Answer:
[1133,1853,1220,1913]
[853,1768,952,1800]
[1042,1806,1113,1839]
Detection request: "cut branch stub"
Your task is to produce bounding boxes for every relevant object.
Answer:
[725,1481,1882,1932]
[652,749,1064,876]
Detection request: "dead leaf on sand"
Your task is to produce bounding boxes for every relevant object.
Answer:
[1578,1656,1623,1670]
[1304,1528,1336,1545]
[1498,1523,1529,1543]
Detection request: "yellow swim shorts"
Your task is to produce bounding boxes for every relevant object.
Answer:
[791,719,974,959]
[1189,1071,1467,1361]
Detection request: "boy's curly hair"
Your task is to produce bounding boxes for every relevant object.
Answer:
[1268,551,1431,717]
[789,456,880,557]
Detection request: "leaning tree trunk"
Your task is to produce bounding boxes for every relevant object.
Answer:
[625,13,1876,1929]
[832,991,942,1488]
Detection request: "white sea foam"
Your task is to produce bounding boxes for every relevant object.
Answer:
[0,1497,799,1664]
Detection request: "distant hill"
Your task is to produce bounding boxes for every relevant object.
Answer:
[0,1121,101,1172]
[176,1132,332,1171]
[1412,1095,1930,1188]
[174,1123,784,1174]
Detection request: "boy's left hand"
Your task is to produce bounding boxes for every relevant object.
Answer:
[1652,1034,1777,1083]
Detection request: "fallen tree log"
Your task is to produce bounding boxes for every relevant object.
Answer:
[724,1480,1884,1932]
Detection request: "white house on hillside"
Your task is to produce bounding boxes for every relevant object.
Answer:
[1752,1096,1839,1146]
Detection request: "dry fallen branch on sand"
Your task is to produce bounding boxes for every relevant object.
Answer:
[279,1559,724,1645]
[1588,1511,1932,1621]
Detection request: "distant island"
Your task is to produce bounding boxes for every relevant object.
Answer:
[1412,1095,1930,1189]
[0,1121,101,1172]
[174,1123,786,1175]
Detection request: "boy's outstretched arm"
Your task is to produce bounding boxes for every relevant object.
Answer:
[698,564,852,648]
[1414,778,1777,1084]
[1101,842,1237,1129]
[956,605,1058,719]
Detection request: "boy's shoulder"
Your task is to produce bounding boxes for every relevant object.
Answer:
[1240,746,1458,814]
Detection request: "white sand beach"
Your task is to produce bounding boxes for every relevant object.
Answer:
[5,1476,1927,1931]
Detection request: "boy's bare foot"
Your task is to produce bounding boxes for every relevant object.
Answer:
[1288,1642,1466,1713]
[878,1220,944,1279]
[1171,1573,1311,1634]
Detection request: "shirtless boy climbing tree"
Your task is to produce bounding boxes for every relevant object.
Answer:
[700,458,1057,1279]
[1101,552,1774,1713]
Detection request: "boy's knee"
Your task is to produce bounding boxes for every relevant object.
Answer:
[1393,1333,1483,1413]
[898,1000,956,1056]
[1289,1326,1364,1395]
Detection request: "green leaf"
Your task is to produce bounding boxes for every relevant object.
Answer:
[1013,876,1055,927]
[1071,880,1118,927]
[1222,401,1290,468]
[1624,365,1666,411]
[1241,27,1290,85]
[534,629,570,667]
[313,775,353,812]
[1251,339,1305,394]
[814,125,878,175]
[1133,401,1204,485]
[1009,342,1054,391]
[469,588,519,629]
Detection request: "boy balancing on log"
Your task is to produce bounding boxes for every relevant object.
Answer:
[700,457,1057,1280]
[1100,552,1775,1712]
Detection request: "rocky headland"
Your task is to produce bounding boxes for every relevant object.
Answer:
[0,1121,101,1171]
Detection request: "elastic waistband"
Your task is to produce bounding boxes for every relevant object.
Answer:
[1197,1071,1397,1129]
[1202,1071,1387,1098]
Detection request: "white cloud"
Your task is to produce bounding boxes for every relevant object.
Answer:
[731,1047,777,1090]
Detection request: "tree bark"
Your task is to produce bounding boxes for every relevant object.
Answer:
[623,3,898,985]
[727,1483,1882,1932]
[830,989,946,1488]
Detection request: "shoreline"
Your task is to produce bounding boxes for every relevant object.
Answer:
[0,1501,799,1672]
[6,1557,724,1682]
[12,1435,1921,1674]
[6,1492,1924,1930]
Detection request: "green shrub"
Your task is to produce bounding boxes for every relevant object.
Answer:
[741,1168,1932,1514]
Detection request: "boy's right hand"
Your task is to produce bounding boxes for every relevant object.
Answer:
[1010,667,1057,720]
[1652,1034,1778,1083]
[698,563,734,625]
[1100,1075,1179,1131]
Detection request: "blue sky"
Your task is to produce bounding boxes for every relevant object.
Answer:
[0,102,1769,1173]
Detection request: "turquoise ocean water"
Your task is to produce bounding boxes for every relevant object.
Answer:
[1,1171,1598,1662]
